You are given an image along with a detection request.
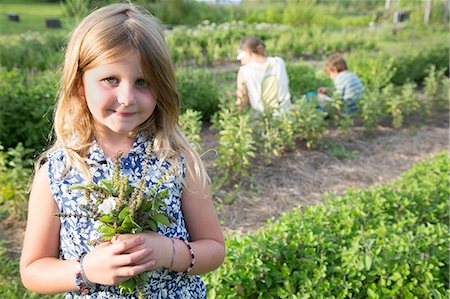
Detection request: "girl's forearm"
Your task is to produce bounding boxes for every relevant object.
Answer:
[21,257,79,294]
[171,238,225,275]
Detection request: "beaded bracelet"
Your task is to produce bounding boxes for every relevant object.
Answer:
[79,253,92,289]
[75,253,92,295]
[176,237,196,276]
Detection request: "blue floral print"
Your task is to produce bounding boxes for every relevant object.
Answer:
[48,132,206,298]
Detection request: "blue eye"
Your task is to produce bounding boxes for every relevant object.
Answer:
[104,77,118,84]
[136,79,147,87]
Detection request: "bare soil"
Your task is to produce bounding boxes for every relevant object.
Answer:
[1,112,448,255]
[202,111,449,234]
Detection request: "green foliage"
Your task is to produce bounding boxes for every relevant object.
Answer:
[0,242,63,298]
[179,109,203,152]
[60,0,89,26]
[323,140,358,159]
[357,87,385,131]
[203,152,450,298]
[0,143,33,221]
[287,63,332,98]
[385,82,420,128]
[212,108,255,187]
[290,97,328,149]
[0,32,65,70]
[253,111,295,163]
[0,67,58,151]
[177,68,221,120]
[390,43,449,85]
[348,52,396,91]
[424,65,449,112]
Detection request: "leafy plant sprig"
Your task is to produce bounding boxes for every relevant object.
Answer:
[57,145,176,297]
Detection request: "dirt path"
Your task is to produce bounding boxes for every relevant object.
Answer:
[203,112,449,234]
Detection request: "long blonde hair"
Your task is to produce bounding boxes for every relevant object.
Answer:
[37,3,208,187]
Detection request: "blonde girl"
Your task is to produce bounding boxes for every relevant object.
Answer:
[20,3,225,298]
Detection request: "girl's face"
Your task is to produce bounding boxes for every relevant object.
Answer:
[80,53,156,137]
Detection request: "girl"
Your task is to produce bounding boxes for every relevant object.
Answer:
[236,36,291,113]
[20,3,225,298]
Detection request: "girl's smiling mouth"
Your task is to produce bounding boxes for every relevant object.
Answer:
[114,110,136,117]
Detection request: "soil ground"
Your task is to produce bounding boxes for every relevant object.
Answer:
[202,111,449,234]
[1,111,448,256]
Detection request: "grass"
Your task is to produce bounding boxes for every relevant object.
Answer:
[0,2,64,35]
[0,241,63,298]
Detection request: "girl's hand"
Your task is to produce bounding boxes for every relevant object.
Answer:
[112,232,172,270]
[82,236,156,285]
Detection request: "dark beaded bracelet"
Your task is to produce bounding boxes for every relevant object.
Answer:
[176,237,195,276]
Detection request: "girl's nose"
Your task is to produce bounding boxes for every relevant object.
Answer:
[117,83,136,107]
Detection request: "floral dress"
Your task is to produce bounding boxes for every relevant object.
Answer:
[48,133,206,298]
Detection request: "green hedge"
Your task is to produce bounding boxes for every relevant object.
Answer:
[203,152,450,298]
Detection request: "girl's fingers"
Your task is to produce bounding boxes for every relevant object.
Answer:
[116,259,156,278]
[111,236,144,254]
[114,247,153,266]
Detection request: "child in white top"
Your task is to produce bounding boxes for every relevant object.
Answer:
[236,36,291,113]
[20,3,225,298]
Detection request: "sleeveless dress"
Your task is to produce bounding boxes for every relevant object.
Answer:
[47,132,206,298]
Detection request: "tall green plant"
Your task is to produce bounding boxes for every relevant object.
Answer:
[424,65,449,112]
[253,110,295,163]
[179,109,203,152]
[290,97,327,149]
[0,143,33,221]
[213,109,255,188]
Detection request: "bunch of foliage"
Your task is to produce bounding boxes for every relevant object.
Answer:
[212,108,255,188]
[0,143,33,221]
[385,82,420,128]
[179,109,203,152]
[424,65,449,113]
[0,32,65,70]
[390,42,449,85]
[59,148,176,297]
[203,152,450,298]
[253,110,295,163]
[286,63,332,98]
[290,97,328,149]
[0,67,58,151]
[177,67,221,120]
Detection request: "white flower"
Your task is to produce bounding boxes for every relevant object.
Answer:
[79,196,88,206]
[98,197,117,214]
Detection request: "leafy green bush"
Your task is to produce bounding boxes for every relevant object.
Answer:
[0,67,58,151]
[287,63,332,98]
[212,108,255,188]
[179,109,203,152]
[177,67,222,120]
[204,152,450,298]
[391,42,449,85]
[424,65,449,112]
[0,143,33,221]
[0,32,65,70]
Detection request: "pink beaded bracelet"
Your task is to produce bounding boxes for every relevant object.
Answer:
[176,237,195,276]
